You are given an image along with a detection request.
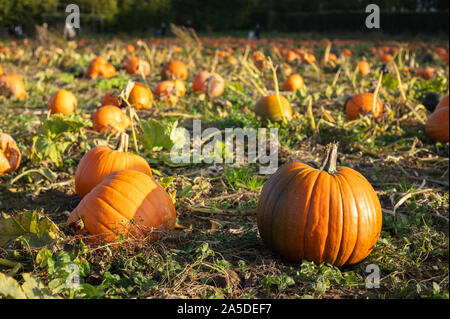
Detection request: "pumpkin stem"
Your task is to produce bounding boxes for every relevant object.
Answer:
[117,132,129,152]
[319,143,339,174]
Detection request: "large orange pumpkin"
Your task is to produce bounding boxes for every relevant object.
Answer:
[257,143,382,266]
[254,95,293,122]
[47,89,77,115]
[128,82,153,109]
[161,60,188,80]
[75,135,152,199]
[345,93,383,120]
[67,169,176,244]
[435,94,449,111]
[92,105,130,134]
[0,133,21,174]
[0,74,26,99]
[425,105,449,143]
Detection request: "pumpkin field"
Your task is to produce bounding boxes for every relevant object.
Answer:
[0,27,449,300]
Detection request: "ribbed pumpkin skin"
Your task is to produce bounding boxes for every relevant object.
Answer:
[425,106,449,143]
[68,170,176,244]
[75,145,152,199]
[257,161,382,267]
[345,93,383,120]
[0,133,21,174]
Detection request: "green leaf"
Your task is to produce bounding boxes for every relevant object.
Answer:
[32,136,70,166]
[0,211,61,248]
[0,273,27,299]
[140,119,186,151]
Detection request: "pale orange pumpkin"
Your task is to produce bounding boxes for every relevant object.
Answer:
[192,71,225,97]
[161,60,188,80]
[358,60,371,76]
[282,74,304,91]
[257,143,382,266]
[128,82,153,109]
[47,89,77,115]
[0,133,21,174]
[67,169,176,244]
[0,74,26,99]
[92,105,130,134]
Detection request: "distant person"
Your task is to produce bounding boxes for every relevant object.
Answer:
[14,25,23,38]
[64,22,76,39]
[255,24,261,39]
[161,23,167,36]
[248,30,255,41]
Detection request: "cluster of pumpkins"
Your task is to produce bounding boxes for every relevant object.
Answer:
[0,43,448,267]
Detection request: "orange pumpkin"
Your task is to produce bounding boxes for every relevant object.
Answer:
[101,91,121,107]
[173,79,186,97]
[128,82,153,109]
[47,89,77,115]
[282,74,304,92]
[125,56,150,76]
[161,60,188,80]
[379,54,393,63]
[192,71,225,97]
[67,169,176,244]
[257,143,382,266]
[0,133,21,174]
[254,95,293,122]
[0,74,26,99]
[425,105,449,143]
[435,94,449,111]
[153,81,178,105]
[0,64,4,75]
[75,135,152,199]
[358,60,371,76]
[92,105,130,134]
[86,57,116,79]
[416,67,435,80]
[345,93,383,120]
[125,44,135,53]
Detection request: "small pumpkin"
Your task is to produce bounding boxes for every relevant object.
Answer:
[254,95,293,123]
[153,81,178,105]
[128,82,153,109]
[75,133,152,199]
[257,143,382,266]
[0,64,4,75]
[192,71,225,97]
[0,74,26,99]
[86,57,116,79]
[47,89,77,115]
[358,60,371,76]
[67,169,176,244]
[0,133,21,174]
[161,60,188,80]
[101,91,121,107]
[379,54,393,63]
[425,105,449,143]
[345,93,383,120]
[125,56,150,76]
[173,79,186,97]
[92,105,130,134]
[282,74,304,92]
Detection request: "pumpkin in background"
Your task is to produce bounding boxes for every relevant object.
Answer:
[358,60,371,76]
[257,143,382,266]
[47,89,77,115]
[85,56,116,79]
[416,67,435,80]
[173,79,186,97]
[254,95,293,123]
[75,133,152,199]
[161,60,188,80]
[379,54,393,63]
[101,91,121,107]
[0,74,26,99]
[128,82,153,109]
[0,64,4,75]
[124,56,150,76]
[67,169,176,244]
[192,71,225,97]
[125,44,135,54]
[0,133,21,174]
[345,93,383,120]
[425,105,449,143]
[282,74,304,92]
[92,105,130,134]
[435,94,449,111]
[153,81,179,105]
